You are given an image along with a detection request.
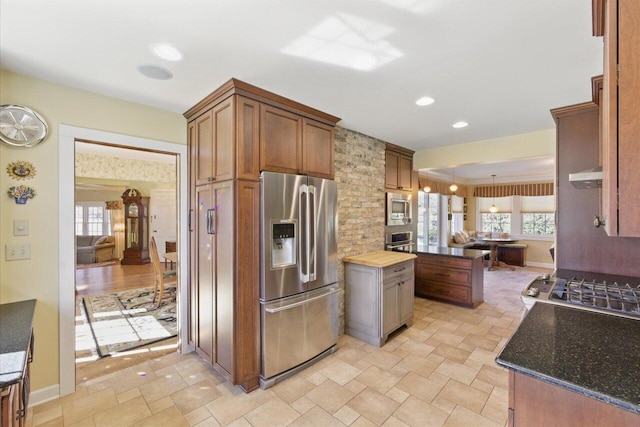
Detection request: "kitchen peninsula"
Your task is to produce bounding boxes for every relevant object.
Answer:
[496,303,640,425]
[414,245,489,308]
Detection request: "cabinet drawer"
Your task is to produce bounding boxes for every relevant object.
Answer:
[383,260,414,283]
[417,264,471,286]
[416,280,470,304]
[418,255,471,270]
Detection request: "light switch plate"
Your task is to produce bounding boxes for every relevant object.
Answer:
[14,220,29,236]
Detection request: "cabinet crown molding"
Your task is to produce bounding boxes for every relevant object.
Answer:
[184,78,341,126]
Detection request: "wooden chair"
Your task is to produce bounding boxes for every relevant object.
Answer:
[149,237,177,307]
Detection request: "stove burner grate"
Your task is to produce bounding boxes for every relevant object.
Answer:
[550,278,640,316]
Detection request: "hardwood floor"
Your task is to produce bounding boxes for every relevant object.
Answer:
[75,260,178,385]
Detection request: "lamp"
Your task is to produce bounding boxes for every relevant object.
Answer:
[449,168,458,193]
[423,171,431,193]
[489,174,499,213]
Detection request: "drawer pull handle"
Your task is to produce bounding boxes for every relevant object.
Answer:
[435,272,449,277]
[393,267,406,272]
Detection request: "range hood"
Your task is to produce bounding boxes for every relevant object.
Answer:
[569,167,603,189]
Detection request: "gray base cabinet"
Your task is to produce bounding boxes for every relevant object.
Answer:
[345,260,414,347]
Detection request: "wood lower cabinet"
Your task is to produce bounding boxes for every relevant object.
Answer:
[497,245,526,267]
[192,181,259,391]
[415,253,484,308]
[345,260,414,347]
[508,371,640,426]
[385,143,414,191]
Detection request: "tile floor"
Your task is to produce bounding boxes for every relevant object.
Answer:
[27,266,550,426]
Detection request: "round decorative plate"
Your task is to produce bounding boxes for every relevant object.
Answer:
[0,105,49,147]
[6,161,36,180]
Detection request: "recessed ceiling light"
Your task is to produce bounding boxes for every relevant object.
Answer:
[137,65,173,80]
[415,96,435,106]
[150,43,184,61]
[452,121,469,128]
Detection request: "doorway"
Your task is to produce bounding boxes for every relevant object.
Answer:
[59,125,189,397]
[74,141,179,382]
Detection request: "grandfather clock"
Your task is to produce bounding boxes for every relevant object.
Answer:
[121,188,150,264]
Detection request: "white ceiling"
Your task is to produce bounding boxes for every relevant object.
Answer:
[1,0,600,176]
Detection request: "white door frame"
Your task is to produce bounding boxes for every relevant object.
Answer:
[58,125,189,397]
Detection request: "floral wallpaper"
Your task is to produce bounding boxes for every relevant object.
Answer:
[75,153,176,182]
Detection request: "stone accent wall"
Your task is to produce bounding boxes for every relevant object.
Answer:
[334,126,387,333]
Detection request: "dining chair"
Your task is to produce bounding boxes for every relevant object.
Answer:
[150,237,177,307]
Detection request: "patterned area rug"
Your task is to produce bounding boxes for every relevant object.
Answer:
[82,286,177,357]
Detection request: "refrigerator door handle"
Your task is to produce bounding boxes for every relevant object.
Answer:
[263,287,340,313]
[309,185,317,282]
[299,184,309,283]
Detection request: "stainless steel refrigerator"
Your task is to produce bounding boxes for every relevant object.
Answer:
[260,171,339,388]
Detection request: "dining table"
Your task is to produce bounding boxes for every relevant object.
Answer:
[162,251,177,269]
[476,238,518,271]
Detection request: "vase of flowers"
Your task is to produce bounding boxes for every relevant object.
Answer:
[7,185,36,204]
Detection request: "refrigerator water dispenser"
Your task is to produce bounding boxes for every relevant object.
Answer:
[271,222,296,268]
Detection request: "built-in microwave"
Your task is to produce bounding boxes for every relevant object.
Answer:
[386,192,412,226]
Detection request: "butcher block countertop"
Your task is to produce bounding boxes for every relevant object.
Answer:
[343,250,416,268]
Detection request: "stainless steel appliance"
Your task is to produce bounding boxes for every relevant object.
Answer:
[521,270,640,320]
[385,231,414,252]
[386,192,412,226]
[260,172,339,388]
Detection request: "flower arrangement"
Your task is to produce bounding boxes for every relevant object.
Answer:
[7,185,36,200]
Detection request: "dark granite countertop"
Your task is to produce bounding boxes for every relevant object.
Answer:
[496,302,640,415]
[0,299,36,388]
[415,244,490,260]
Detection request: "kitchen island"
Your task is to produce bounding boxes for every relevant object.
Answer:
[496,302,640,425]
[344,251,416,347]
[414,245,489,308]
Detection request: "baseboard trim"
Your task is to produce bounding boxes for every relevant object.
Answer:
[526,262,554,269]
[29,385,60,407]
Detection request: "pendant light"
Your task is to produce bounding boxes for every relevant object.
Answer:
[449,168,458,193]
[489,174,499,213]
[423,171,431,193]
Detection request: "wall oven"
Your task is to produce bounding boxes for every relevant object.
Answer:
[385,231,414,252]
[386,192,412,226]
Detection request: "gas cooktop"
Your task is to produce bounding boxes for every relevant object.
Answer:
[521,269,640,320]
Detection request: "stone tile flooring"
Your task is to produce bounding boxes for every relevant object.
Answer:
[27,266,550,426]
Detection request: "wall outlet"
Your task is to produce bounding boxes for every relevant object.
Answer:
[5,243,31,261]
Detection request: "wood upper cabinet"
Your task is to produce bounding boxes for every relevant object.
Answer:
[385,144,414,191]
[302,118,334,179]
[193,97,235,185]
[259,104,302,175]
[236,96,260,180]
[599,0,640,236]
[260,104,335,178]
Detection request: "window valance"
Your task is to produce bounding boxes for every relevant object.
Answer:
[473,182,554,197]
[418,175,468,197]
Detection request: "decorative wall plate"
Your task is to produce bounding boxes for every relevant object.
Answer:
[6,161,36,180]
